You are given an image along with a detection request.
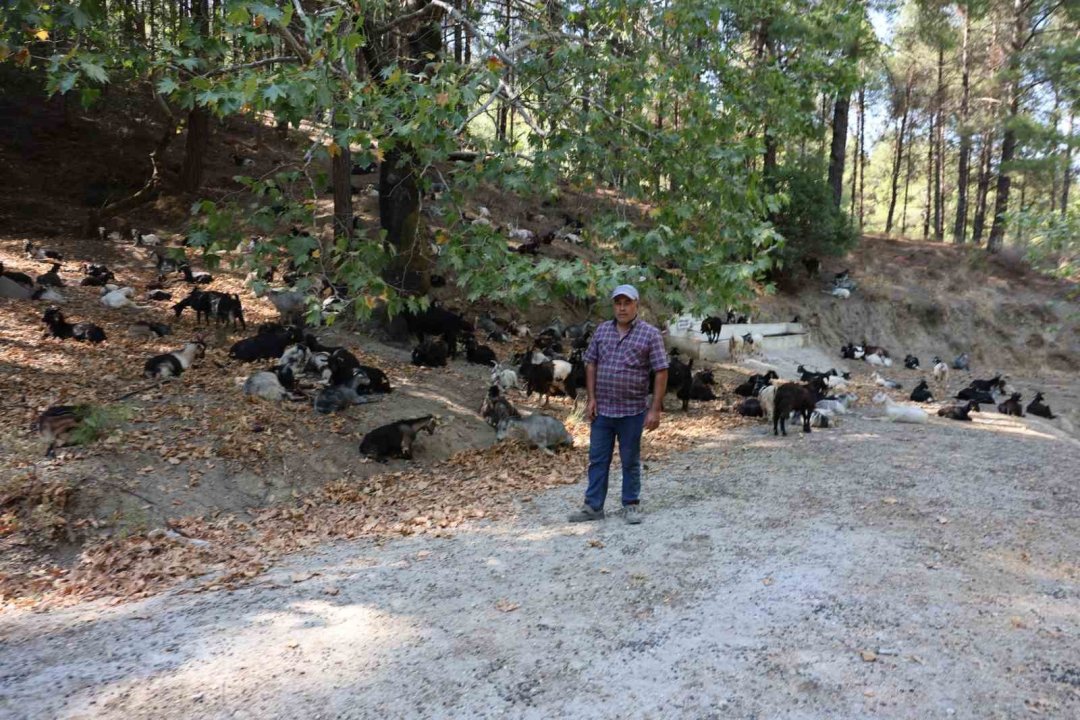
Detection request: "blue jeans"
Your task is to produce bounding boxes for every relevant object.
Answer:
[585,411,646,510]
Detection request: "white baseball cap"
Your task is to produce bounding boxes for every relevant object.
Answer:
[611,284,639,301]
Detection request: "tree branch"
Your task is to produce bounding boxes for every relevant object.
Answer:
[204,55,301,78]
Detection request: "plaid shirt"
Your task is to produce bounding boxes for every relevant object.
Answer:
[584,318,669,417]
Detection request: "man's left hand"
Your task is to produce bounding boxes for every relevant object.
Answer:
[644,408,661,432]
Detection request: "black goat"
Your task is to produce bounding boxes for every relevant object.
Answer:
[464,336,498,366]
[412,338,449,367]
[938,401,978,421]
[997,392,1024,417]
[904,354,920,370]
[670,357,694,411]
[519,351,556,405]
[737,397,764,417]
[700,316,724,344]
[688,370,717,401]
[970,374,1006,394]
[25,241,64,262]
[360,416,436,460]
[402,306,472,358]
[772,377,826,436]
[734,371,778,398]
[956,387,996,404]
[180,265,213,284]
[1026,392,1055,419]
[41,307,106,343]
[36,263,63,287]
[229,324,303,362]
[910,380,934,403]
[0,261,33,287]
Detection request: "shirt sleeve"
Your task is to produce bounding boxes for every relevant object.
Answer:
[648,329,670,371]
[583,327,601,364]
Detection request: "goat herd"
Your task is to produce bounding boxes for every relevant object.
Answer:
[4,236,1064,463]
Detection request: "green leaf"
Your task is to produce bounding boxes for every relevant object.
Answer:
[78,59,108,84]
[156,76,180,95]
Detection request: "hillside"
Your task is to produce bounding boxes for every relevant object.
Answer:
[0,74,1077,613]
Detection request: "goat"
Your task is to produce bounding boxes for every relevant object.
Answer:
[873,372,903,390]
[772,381,822,436]
[402,306,472,358]
[495,414,572,454]
[909,380,934,403]
[41,307,106,343]
[1026,392,1055,419]
[412,338,449,367]
[180,265,213,284]
[145,289,172,302]
[997,392,1024,417]
[25,241,64,262]
[80,263,115,286]
[970,374,1006,394]
[126,321,172,340]
[688,370,718,401]
[243,371,305,402]
[480,385,521,428]
[956,387,995,405]
[952,353,970,371]
[872,392,929,424]
[932,357,950,385]
[700,316,724,344]
[938,401,979,421]
[314,370,378,413]
[759,384,778,422]
[266,289,308,325]
[563,352,588,402]
[463,336,498,366]
[34,404,90,457]
[737,397,764,417]
[36,263,63,287]
[827,287,851,299]
[670,357,694,411]
[144,340,205,379]
[491,362,519,392]
[229,324,304,362]
[1,261,34,288]
[360,416,436,460]
[734,371,778,398]
[100,286,136,309]
[815,393,857,415]
[904,354,920,370]
[212,293,246,329]
[31,286,66,303]
[519,351,556,405]
[564,320,595,343]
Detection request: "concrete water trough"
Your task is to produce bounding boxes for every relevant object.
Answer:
[665,315,809,361]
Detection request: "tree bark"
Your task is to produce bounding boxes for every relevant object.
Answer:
[933,44,945,241]
[923,110,934,240]
[179,0,211,193]
[1063,110,1074,217]
[972,133,993,244]
[331,125,353,240]
[827,91,851,208]
[952,6,972,243]
[885,72,913,234]
[988,0,1027,252]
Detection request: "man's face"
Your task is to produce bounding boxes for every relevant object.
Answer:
[613,295,637,323]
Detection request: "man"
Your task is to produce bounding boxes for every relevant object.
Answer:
[569,284,668,525]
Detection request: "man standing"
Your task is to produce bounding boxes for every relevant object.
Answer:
[569,285,668,525]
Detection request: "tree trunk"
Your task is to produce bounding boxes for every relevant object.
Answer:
[933,44,945,241]
[988,0,1027,252]
[885,74,913,234]
[849,93,859,219]
[179,0,210,193]
[827,91,851,208]
[857,86,866,229]
[972,133,993,244]
[923,111,934,240]
[1063,110,1074,217]
[952,6,972,243]
[901,132,914,237]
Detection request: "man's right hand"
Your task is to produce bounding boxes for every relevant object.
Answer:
[586,398,598,422]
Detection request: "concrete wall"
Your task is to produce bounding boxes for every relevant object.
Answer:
[666,315,809,361]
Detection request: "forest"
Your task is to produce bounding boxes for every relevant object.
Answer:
[2,0,1076,319]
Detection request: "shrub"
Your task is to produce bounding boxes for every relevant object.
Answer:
[770,160,858,278]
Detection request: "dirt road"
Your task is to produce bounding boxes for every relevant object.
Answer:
[1,409,1077,719]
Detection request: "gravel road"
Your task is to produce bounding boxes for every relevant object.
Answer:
[1,408,1077,719]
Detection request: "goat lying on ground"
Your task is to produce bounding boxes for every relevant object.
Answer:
[872,392,928,423]
[997,392,1024,417]
[41,307,107,343]
[34,405,90,457]
[480,385,521,428]
[910,380,934,403]
[1026,392,1055,419]
[495,414,573,454]
[360,416,436,460]
[144,340,205,379]
[938,401,979,421]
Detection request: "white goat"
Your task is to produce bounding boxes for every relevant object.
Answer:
[932,358,949,385]
[100,286,136,308]
[491,362,519,392]
[873,392,928,424]
[873,372,903,390]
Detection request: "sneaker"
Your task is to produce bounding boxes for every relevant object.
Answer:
[568,504,605,522]
[624,504,643,525]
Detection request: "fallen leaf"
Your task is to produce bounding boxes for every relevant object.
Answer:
[860,650,878,662]
[494,599,520,613]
